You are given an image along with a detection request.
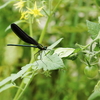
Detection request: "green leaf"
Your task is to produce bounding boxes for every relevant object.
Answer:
[47,38,63,49]
[0,0,15,9]
[11,64,33,81]
[86,20,100,39]
[0,38,63,92]
[88,91,100,100]
[88,80,100,100]
[38,38,63,58]
[33,53,64,71]
[0,83,16,92]
[0,64,33,88]
[0,77,11,87]
[33,38,64,71]
[21,71,32,78]
[54,48,75,58]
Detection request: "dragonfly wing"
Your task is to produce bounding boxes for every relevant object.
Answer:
[11,23,39,45]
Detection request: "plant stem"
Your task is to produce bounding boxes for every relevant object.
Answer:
[13,71,35,100]
[38,0,62,44]
[29,17,34,60]
[38,16,50,44]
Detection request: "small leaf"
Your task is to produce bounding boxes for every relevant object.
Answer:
[0,83,16,92]
[11,64,33,81]
[86,20,100,39]
[88,91,100,100]
[75,43,86,50]
[54,48,75,58]
[47,38,63,49]
[33,54,64,71]
[0,64,36,92]
[0,77,11,87]
[88,80,100,100]
[0,64,33,87]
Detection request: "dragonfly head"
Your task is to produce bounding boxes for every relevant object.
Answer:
[38,44,47,50]
[42,46,47,50]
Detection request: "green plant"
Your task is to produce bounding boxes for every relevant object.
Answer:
[0,0,66,100]
[0,0,100,100]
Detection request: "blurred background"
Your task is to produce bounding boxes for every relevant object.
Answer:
[0,0,99,100]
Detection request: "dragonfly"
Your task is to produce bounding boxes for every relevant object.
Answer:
[7,23,47,51]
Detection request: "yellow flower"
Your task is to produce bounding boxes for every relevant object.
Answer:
[27,2,44,17]
[20,11,28,19]
[14,0,26,12]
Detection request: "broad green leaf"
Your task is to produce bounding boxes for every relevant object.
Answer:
[38,38,63,58]
[34,38,64,70]
[86,20,100,39]
[54,48,75,58]
[33,54,64,71]
[0,0,15,9]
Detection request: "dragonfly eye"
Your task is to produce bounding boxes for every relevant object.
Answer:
[43,46,47,50]
[37,44,47,50]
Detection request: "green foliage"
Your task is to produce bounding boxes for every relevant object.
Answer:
[33,53,64,71]
[88,91,100,100]
[1,0,100,100]
[0,38,64,92]
[86,20,100,39]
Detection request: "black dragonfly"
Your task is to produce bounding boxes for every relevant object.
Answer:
[7,23,47,51]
